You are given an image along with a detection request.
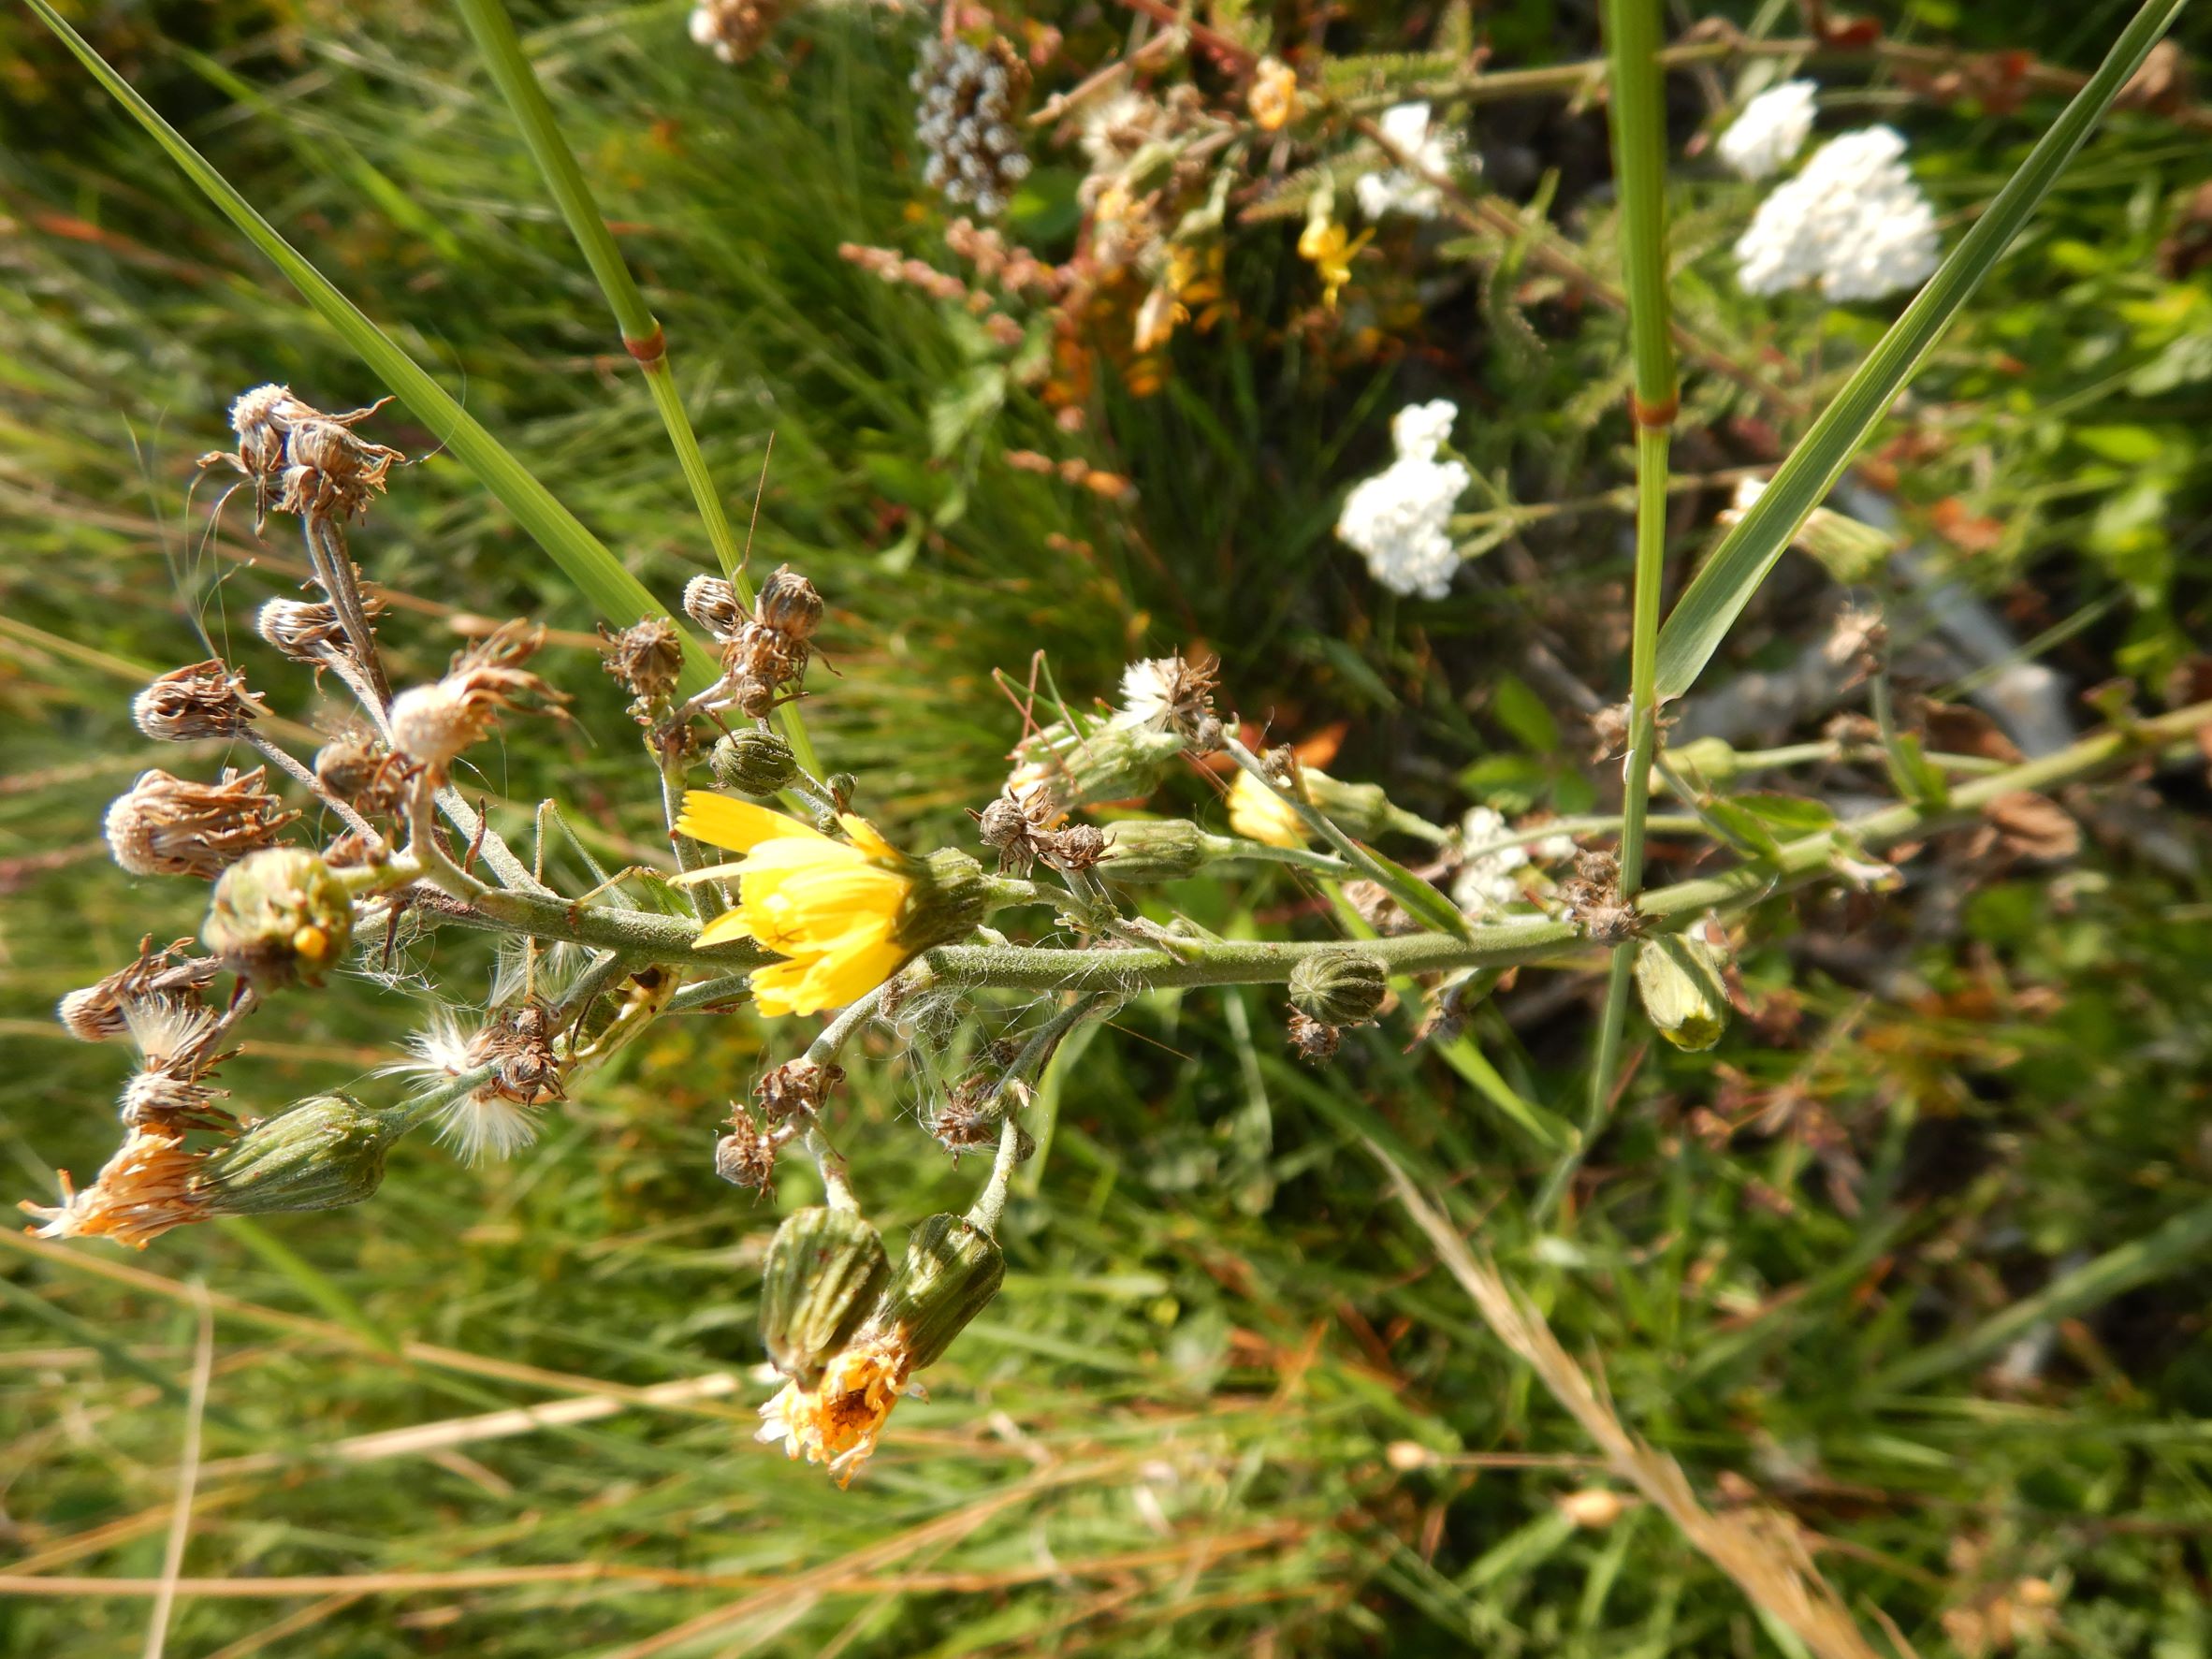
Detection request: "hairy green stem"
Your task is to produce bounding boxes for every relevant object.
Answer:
[416,706,2211,1000]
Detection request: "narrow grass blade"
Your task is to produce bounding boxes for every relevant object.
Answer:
[1653,0,2189,703]
[25,0,719,694]
[1872,1197,2212,1393]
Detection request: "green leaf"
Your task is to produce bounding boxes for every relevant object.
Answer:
[1652,0,2189,703]
[26,0,720,695]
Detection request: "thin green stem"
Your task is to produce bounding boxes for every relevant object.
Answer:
[419,706,2212,998]
[1572,0,1680,1224]
[451,0,820,774]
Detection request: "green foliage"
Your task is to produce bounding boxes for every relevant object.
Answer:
[2,1,2210,1655]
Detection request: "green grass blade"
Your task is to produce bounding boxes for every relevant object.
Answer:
[1652,0,2189,704]
[453,0,819,766]
[25,0,719,694]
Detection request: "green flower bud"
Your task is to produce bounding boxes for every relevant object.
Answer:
[709,729,800,796]
[1302,773,1392,840]
[894,849,990,953]
[1010,720,1185,812]
[1634,931,1730,1052]
[1098,819,1208,883]
[875,1213,1005,1371]
[196,1094,396,1216]
[1663,736,1739,787]
[202,848,353,984]
[760,1206,892,1385]
[1288,951,1390,1027]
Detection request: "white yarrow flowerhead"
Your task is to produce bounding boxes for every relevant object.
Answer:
[1355,102,1458,221]
[1335,399,1471,600]
[1733,126,1941,302]
[1451,805,1531,917]
[1715,80,1817,181]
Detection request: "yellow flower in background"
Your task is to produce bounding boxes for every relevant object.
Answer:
[1228,768,1308,849]
[675,794,986,1016]
[1298,218,1370,311]
[1249,57,1300,132]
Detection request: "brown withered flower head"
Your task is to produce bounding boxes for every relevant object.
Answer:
[197,385,394,532]
[470,1001,567,1106]
[278,414,406,525]
[599,617,685,720]
[387,621,567,779]
[22,1126,209,1249]
[313,727,406,816]
[114,992,237,1133]
[1557,849,1640,943]
[132,660,270,744]
[105,766,298,880]
[754,1055,843,1123]
[721,565,823,718]
[257,595,386,665]
[714,1110,786,1196]
[682,574,745,641]
[1287,1010,1341,1064]
[57,938,221,1043]
[930,1072,1001,1155]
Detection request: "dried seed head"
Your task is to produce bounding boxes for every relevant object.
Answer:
[1114,653,1220,740]
[202,847,354,984]
[682,575,744,640]
[132,660,269,743]
[755,565,824,640]
[105,767,298,880]
[57,940,220,1042]
[119,1065,235,1135]
[313,729,402,814]
[714,1113,782,1195]
[1287,1010,1340,1063]
[1288,951,1389,1027]
[754,1055,842,1122]
[709,728,800,796]
[689,0,784,63]
[278,415,405,523]
[930,1074,1000,1156]
[468,1002,567,1105]
[387,622,564,778]
[599,617,685,713]
[1045,822,1107,873]
[256,595,384,663]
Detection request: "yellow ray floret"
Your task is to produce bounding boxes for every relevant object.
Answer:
[673,793,922,1016]
[1227,768,1308,850]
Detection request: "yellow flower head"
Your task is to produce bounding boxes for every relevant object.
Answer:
[1249,57,1300,132]
[1228,767,1311,849]
[675,794,985,1017]
[1297,218,1371,311]
[754,1329,913,1486]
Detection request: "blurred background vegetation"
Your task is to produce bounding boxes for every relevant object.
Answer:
[3,0,2210,1653]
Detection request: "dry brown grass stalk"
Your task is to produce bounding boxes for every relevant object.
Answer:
[1374,1144,1890,1659]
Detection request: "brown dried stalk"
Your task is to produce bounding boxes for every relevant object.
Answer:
[1374,1145,1888,1659]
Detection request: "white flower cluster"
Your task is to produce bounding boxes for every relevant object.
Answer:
[1355,102,1458,221]
[1334,400,1470,600]
[1449,807,1577,917]
[1733,126,1941,303]
[913,40,1032,218]
[1715,80,1817,181]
